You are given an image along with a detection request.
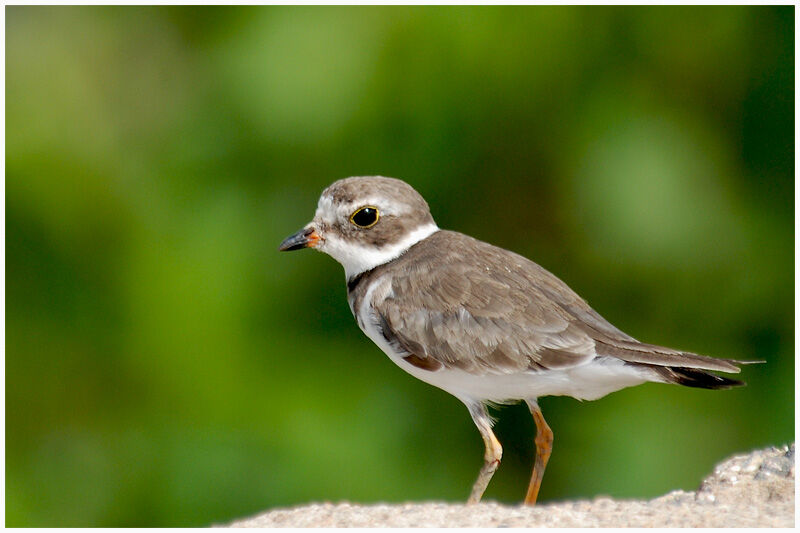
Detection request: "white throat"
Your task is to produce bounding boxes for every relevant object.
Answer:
[320,223,439,279]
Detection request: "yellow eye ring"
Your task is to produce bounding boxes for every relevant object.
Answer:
[350,206,380,228]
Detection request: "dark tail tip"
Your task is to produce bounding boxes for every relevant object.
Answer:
[656,366,746,390]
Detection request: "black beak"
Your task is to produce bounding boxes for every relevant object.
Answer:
[278,227,320,251]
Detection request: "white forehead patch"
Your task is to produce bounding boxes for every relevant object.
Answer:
[314,194,336,224]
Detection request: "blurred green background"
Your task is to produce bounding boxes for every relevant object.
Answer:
[6,5,794,527]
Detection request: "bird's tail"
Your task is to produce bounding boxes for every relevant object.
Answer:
[650,365,745,390]
[591,334,762,389]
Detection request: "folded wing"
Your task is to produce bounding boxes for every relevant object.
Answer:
[375,231,748,379]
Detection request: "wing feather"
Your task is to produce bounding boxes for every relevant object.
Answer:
[375,233,597,375]
[371,231,746,377]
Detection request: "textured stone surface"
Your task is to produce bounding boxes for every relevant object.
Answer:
[223,444,794,528]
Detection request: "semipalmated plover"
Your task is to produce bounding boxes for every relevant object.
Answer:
[279,176,755,505]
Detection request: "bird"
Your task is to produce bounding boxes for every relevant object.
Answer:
[278,175,756,505]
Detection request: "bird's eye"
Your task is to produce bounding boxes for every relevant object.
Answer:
[350,206,380,228]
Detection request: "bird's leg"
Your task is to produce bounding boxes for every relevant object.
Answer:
[524,399,553,505]
[465,401,502,504]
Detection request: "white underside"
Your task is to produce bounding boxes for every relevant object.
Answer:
[355,275,653,405]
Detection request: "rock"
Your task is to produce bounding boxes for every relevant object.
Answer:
[222,444,794,528]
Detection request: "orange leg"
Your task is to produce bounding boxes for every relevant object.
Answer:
[465,402,503,504]
[524,400,553,505]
